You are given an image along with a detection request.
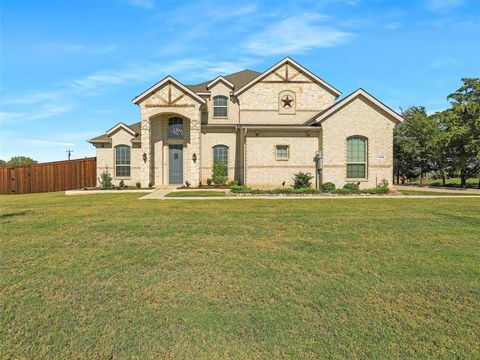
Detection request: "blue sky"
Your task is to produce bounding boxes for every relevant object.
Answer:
[1,0,479,162]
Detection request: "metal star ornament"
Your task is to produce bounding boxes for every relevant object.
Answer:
[281,95,293,108]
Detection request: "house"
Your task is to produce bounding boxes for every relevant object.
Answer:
[89,57,403,189]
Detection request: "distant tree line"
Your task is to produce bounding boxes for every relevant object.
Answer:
[394,78,480,188]
[0,156,38,166]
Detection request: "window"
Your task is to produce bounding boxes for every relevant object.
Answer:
[213,145,228,175]
[213,96,228,117]
[347,136,367,179]
[168,117,184,138]
[276,145,289,160]
[115,145,131,177]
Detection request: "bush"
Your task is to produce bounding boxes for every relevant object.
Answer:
[321,182,336,192]
[295,187,322,194]
[228,180,239,187]
[119,180,125,189]
[343,183,359,193]
[98,171,113,190]
[379,179,389,188]
[361,187,390,194]
[148,182,153,189]
[206,178,212,186]
[136,182,141,189]
[292,171,314,189]
[332,188,352,195]
[212,162,227,185]
[185,180,191,187]
[230,185,265,194]
[271,188,295,194]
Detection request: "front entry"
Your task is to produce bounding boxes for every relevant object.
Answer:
[169,145,183,184]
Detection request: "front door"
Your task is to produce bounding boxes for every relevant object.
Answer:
[169,145,183,184]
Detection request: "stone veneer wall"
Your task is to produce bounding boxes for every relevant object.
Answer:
[321,96,395,188]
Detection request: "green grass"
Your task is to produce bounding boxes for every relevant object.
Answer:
[1,193,479,359]
[400,189,480,196]
[406,177,479,188]
[165,190,226,197]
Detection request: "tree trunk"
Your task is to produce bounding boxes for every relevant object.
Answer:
[442,173,446,186]
[460,170,466,188]
[478,177,480,189]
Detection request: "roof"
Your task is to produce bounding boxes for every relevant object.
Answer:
[304,88,404,125]
[233,57,341,97]
[186,69,261,93]
[89,122,140,144]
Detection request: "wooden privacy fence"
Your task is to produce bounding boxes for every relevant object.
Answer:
[0,157,96,194]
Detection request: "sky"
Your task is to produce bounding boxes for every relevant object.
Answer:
[1,0,479,162]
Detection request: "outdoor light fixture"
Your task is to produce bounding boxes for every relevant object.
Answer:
[142,152,147,163]
[192,153,197,163]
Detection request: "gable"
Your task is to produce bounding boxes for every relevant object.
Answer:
[306,89,403,125]
[234,57,341,97]
[133,76,206,105]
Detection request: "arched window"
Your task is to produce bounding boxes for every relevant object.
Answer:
[213,96,228,117]
[346,136,367,179]
[115,145,131,177]
[213,144,228,175]
[168,117,184,138]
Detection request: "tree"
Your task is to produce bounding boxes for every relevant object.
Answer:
[444,78,480,187]
[394,107,437,184]
[0,159,6,165]
[7,156,38,165]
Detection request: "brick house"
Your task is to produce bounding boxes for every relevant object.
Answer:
[89,57,403,189]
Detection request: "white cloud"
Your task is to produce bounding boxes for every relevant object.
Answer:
[0,105,71,124]
[430,57,457,69]
[244,14,352,56]
[426,0,464,10]
[18,139,75,147]
[127,0,155,9]
[40,43,118,55]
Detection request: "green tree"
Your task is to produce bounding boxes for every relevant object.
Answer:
[7,156,38,165]
[0,159,6,165]
[444,78,480,187]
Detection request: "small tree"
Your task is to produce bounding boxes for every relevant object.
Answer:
[119,179,125,189]
[7,156,38,165]
[0,159,6,165]
[212,162,227,185]
[292,171,313,189]
[98,171,113,189]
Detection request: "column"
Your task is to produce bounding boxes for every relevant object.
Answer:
[140,114,152,188]
[189,109,201,186]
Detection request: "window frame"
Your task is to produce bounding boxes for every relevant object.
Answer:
[212,144,229,175]
[346,136,368,180]
[275,145,289,161]
[115,144,131,178]
[168,117,184,139]
[213,96,228,118]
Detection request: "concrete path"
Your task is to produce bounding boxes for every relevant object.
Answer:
[138,188,174,199]
[394,184,480,194]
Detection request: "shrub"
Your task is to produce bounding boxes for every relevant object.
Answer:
[292,171,314,189]
[295,187,322,194]
[119,180,125,189]
[343,183,359,193]
[379,179,389,188]
[212,162,227,185]
[230,185,265,194]
[206,178,212,186]
[148,182,153,189]
[136,182,141,189]
[98,171,113,190]
[361,187,390,194]
[228,180,239,187]
[185,180,191,187]
[332,188,352,195]
[271,188,295,194]
[321,182,336,192]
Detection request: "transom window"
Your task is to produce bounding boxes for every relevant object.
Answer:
[347,136,367,179]
[115,145,131,177]
[213,96,228,117]
[276,145,289,160]
[168,117,184,138]
[213,144,228,175]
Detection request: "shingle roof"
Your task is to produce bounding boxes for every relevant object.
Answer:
[89,122,140,144]
[186,69,261,93]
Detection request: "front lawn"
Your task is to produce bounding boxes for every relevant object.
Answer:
[1,193,479,358]
[400,189,480,196]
